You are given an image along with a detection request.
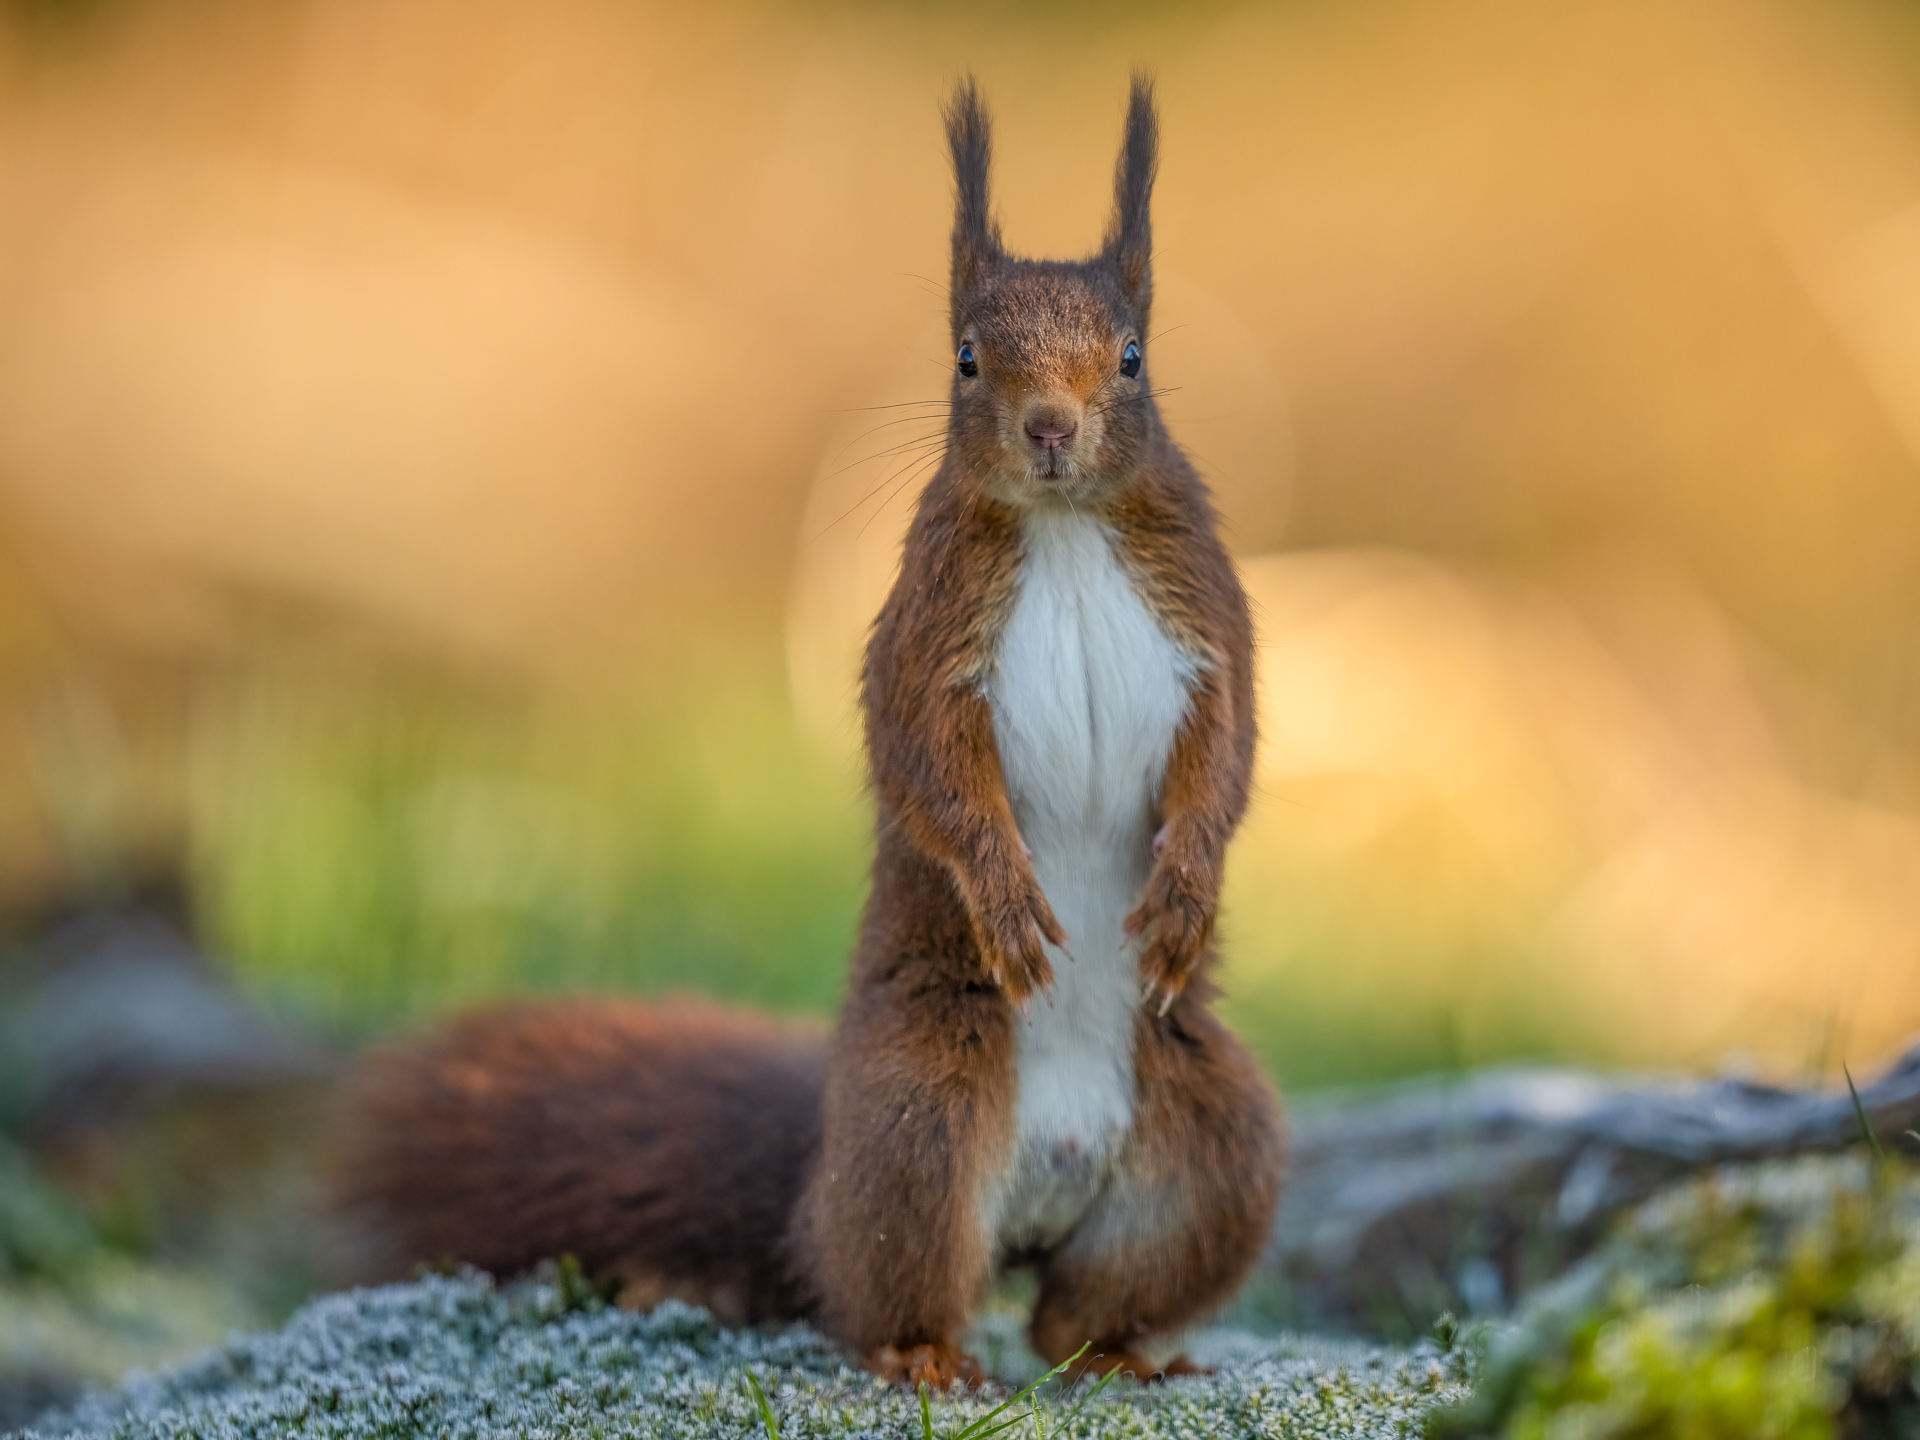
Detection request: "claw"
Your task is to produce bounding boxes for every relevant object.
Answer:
[1140,975,1180,1016]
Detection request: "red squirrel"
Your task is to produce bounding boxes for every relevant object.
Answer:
[325,76,1285,1390]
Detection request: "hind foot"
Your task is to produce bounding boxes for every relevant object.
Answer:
[867,1341,987,1389]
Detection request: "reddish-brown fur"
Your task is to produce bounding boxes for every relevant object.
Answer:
[790,79,1281,1380]
[325,75,1285,1387]
[324,999,823,1325]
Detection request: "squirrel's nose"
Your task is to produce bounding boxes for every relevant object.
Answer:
[1025,421,1077,451]
[1021,399,1083,459]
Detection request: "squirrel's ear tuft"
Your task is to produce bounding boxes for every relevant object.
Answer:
[945,77,1001,314]
[1104,72,1159,320]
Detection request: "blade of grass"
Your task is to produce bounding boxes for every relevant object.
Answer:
[1058,1362,1122,1440]
[961,1412,1041,1440]
[950,1343,1091,1440]
[1008,1343,1121,1440]
[743,1370,781,1440]
[1845,1064,1888,1161]
[920,1382,935,1440]
[1068,1361,1121,1415]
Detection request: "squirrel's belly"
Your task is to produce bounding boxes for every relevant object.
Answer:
[981,509,1198,1255]
[986,841,1152,1253]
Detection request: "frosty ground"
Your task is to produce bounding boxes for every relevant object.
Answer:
[14,1273,1466,1440]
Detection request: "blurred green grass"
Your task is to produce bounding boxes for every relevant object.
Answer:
[171,642,1572,1093]
[185,647,873,1042]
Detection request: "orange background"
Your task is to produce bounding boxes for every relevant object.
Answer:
[5,0,1920,1083]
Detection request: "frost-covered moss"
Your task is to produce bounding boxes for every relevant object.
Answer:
[1429,1154,1920,1439]
[15,1273,1467,1440]
[38,1156,1920,1440]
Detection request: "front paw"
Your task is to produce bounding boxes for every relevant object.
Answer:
[1126,847,1217,1015]
[972,874,1065,1007]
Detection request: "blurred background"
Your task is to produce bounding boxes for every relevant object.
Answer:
[6,0,1920,1411]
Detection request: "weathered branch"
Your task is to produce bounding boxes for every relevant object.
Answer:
[1260,1043,1920,1333]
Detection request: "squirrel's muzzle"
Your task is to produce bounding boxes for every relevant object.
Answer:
[1021,399,1083,469]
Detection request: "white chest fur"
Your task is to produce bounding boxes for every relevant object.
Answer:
[980,508,1198,1254]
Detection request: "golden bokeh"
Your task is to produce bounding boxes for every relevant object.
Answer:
[5,0,1920,1081]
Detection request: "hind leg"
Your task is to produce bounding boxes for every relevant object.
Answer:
[795,946,1018,1387]
[1028,1004,1285,1381]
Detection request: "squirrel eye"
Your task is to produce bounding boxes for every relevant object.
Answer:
[957,343,978,379]
[1120,341,1142,379]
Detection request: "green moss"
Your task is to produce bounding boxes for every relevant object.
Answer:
[1429,1155,1920,1439]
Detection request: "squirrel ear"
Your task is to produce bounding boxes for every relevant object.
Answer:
[945,77,1001,318]
[1104,72,1158,321]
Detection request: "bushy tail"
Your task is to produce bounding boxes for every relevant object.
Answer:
[323,997,826,1326]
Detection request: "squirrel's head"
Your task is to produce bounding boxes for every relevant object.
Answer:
[943,76,1162,511]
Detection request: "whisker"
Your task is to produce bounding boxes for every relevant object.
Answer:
[817,449,940,538]
[857,447,946,539]
[822,429,949,472]
[839,410,952,432]
[826,413,955,460]
[894,271,952,297]
[826,399,954,413]
[1090,385,1181,418]
[860,432,951,462]
[812,432,949,495]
